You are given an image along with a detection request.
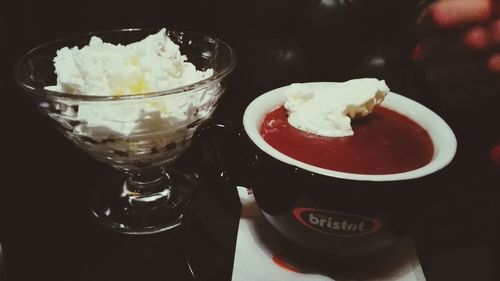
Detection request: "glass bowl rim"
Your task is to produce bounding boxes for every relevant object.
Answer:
[14,27,237,102]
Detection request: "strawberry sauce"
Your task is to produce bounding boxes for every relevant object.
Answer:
[260,106,434,174]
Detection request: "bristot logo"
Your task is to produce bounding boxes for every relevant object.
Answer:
[293,208,382,237]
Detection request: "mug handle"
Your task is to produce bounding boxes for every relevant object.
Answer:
[192,118,257,188]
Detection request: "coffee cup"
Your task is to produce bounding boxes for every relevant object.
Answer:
[195,82,457,262]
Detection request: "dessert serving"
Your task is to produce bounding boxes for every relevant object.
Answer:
[240,80,456,260]
[260,79,434,174]
[44,28,217,172]
[15,28,236,234]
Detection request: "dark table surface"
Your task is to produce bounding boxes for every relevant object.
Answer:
[1,1,499,280]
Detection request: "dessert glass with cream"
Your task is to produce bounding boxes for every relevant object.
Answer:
[15,28,236,234]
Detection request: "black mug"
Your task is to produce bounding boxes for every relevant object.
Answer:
[195,82,457,263]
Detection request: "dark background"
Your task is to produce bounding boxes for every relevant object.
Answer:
[1,0,499,280]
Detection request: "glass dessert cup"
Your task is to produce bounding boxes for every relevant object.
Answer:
[15,28,236,234]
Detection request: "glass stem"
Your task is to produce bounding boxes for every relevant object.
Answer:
[125,168,172,203]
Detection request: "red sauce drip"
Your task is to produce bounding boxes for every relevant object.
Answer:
[260,106,434,175]
[272,255,302,273]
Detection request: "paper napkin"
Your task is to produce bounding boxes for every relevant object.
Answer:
[231,186,426,281]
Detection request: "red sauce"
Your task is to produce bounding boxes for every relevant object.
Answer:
[272,255,301,273]
[260,106,434,175]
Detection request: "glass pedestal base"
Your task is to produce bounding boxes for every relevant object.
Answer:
[90,169,199,235]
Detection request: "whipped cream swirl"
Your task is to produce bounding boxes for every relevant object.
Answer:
[285,78,390,137]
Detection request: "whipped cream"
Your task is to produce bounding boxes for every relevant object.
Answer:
[285,78,390,137]
[47,29,216,141]
[72,89,212,137]
[46,28,213,95]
